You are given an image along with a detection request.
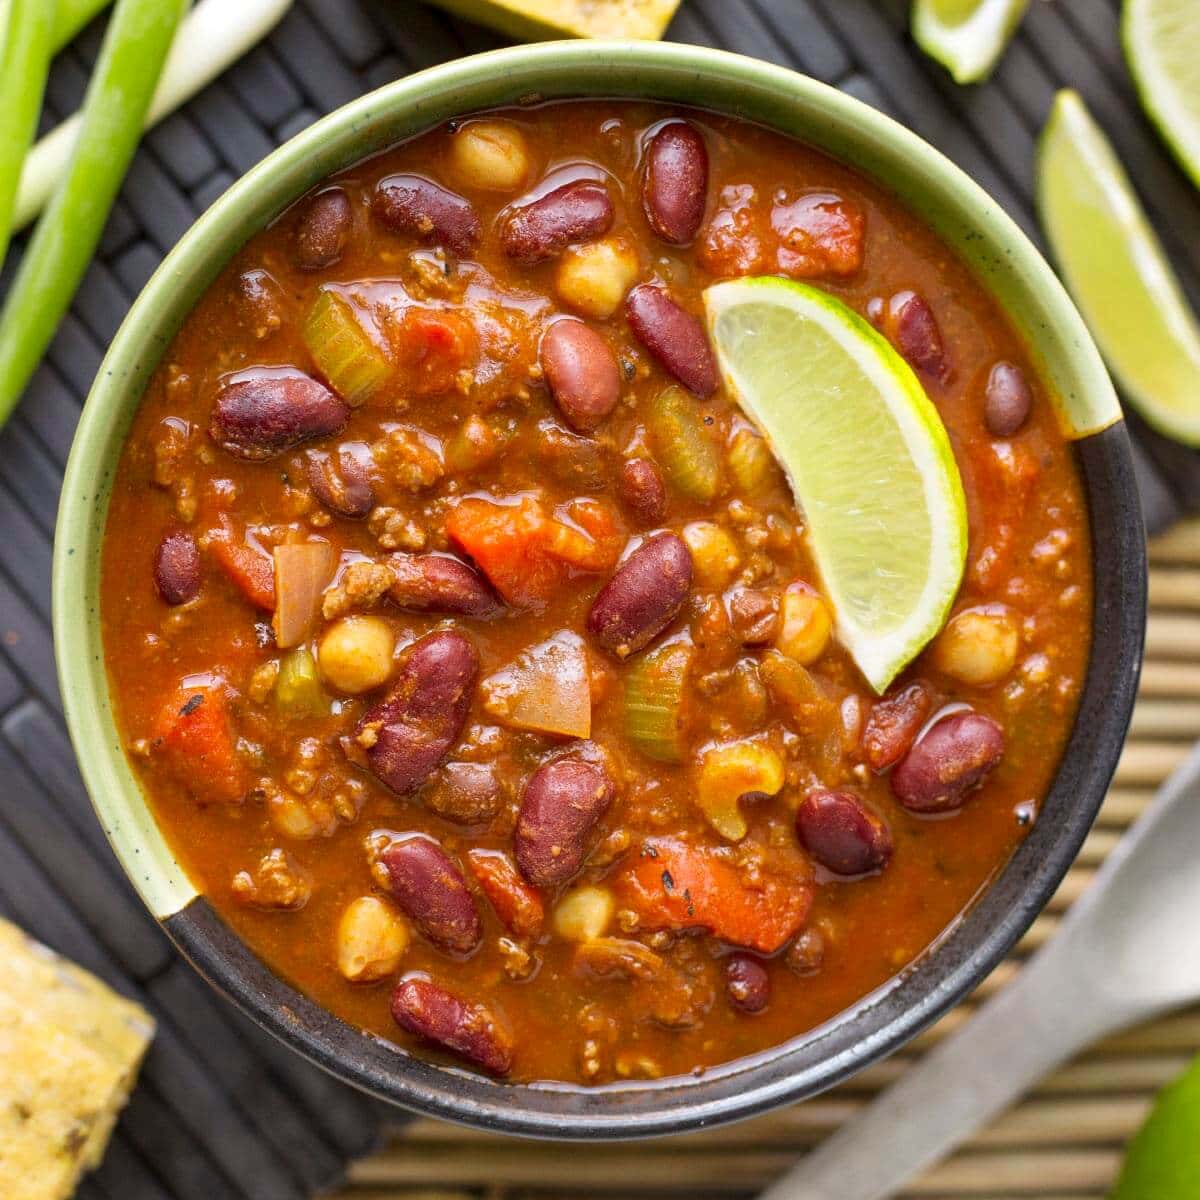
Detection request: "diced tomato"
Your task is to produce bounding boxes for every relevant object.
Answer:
[151,681,248,804]
[445,496,563,608]
[547,498,624,573]
[391,306,477,396]
[617,837,812,954]
[966,439,1041,590]
[467,849,544,938]
[208,516,275,610]
[697,183,768,278]
[771,192,864,278]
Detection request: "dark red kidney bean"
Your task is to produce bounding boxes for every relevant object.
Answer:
[891,711,1005,814]
[796,790,893,876]
[372,174,480,256]
[618,457,666,525]
[540,319,621,432]
[889,291,950,384]
[515,754,615,887]
[725,954,770,1014]
[984,361,1033,436]
[391,976,513,1075]
[307,441,374,517]
[643,121,708,245]
[294,188,352,270]
[727,587,778,646]
[379,836,482,954]
[211,372,348,461]
[424,761,502,825]
[388,552,500,618]
[586,532,692,658]
[355,630,478,795]
[625,284,718,397]
[153,530,201,605]
[861,682,932,773]
[501,179,614,263]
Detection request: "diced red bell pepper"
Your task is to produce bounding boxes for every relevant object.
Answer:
[466,849,544,938]
[151,681,248,804]
[208,515,275,610]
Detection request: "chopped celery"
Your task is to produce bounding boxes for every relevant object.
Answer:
[646,385,721,502]
[303,290,391,405]
[275,646,328,716]
[728,425,777,494]
[623,641,693,763]
[444,412,513,473]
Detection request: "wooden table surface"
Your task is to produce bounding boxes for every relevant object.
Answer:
[335,518,1200,1196]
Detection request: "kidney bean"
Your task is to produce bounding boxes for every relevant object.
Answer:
[540,319,621,432]
[211,372,348,461]
[515,754,615,887]
[985,361,1033,436]
[861,682,932,772]
[294,188,352,270]
[728,587,779,646]
[643,121,708,245]
[586,532,692,657]
[891,711,1005,813]
[796,790,893,876]
[355,630,478,795]
[424,762,502,825]
[379,835,481,954]
[391,976,513,1075]
[307,441,374,517]
[618,457,667,525]
[625,284,717,397]
[153,530,201,605]
[725,954,770,1013]
[388,552,500,618]
[501,179,614,263]
[372,174,480,255]
[889,291,950,384]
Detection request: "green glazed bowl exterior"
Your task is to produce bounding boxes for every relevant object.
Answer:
[53,41,1144,1137]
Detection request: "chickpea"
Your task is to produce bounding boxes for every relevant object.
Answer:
[932,606,1020,685]
[555,235,641,319]
[336,896,409,983]
[776,584,832,665]
[317,615,396,694]
[448,120,530,192]
[553,886,615,942]
[683,521,741,589]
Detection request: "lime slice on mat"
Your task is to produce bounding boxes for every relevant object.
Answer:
[1124,0,1200,190]
[911,0,1030,84]
[1111,1055,1200,1199]
[1038,89,1200,447]
[704,277,967,695]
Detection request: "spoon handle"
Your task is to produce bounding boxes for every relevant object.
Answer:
[759,938,1124,1200]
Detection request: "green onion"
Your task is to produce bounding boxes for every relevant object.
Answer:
[647,385,722,502]
[0,0,187,426]
[623,641,694,763]
[12,0,292,232]
[303,290,393,406]
[0,0,55,275]
[274,646,328,716]
[0,0,111,52]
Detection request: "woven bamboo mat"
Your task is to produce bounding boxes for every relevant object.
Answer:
[334,518,1200,1196]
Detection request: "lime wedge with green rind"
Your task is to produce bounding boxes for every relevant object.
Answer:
[1111,1054,1200,1199]
[1038,89,1200,447]
[704,277,967,695]
[912,0,1030,84]
[1124,0,1200,192]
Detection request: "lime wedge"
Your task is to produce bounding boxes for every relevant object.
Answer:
[1111,1055,1200,1199]
[1038,89,1200,446]
[912,0,1030,84]
[704,277,967,695]
[1124,0,1200,191]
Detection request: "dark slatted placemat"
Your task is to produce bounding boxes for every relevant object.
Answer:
[0,2,1197,1199]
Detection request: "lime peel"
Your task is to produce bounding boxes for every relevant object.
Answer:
[704,277,967,695]
[912,0,1030,85]
[1037,89,1200,447]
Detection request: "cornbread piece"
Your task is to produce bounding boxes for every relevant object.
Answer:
[0,919,155,1191]
[421,0,681,40]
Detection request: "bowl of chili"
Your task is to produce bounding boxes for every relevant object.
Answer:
[54,40,1145,1137]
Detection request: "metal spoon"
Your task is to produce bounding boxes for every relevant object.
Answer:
[761,742,1200,1200]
